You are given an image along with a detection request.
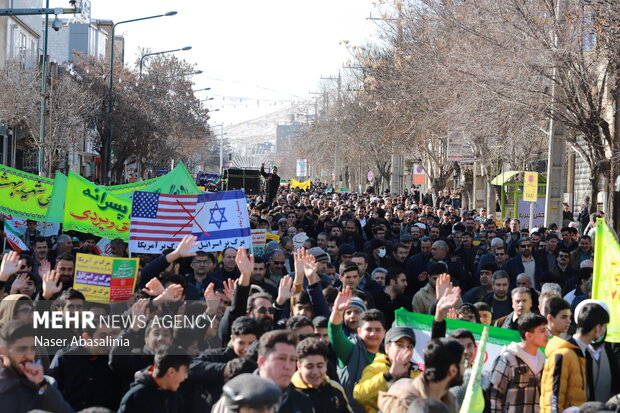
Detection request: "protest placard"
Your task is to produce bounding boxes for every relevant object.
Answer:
[129,190,251,254]
[73,253,138,303]
[251,229,267,255]
[63,172,131,240]
[0,164,54,220]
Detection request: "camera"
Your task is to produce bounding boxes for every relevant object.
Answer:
[52,16,62,31]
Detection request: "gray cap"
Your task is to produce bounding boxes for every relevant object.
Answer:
[308,247,330,263]
[385,326,416,345]
[347,297,367,312]
[222,373,281,409]
[400,234,414,242]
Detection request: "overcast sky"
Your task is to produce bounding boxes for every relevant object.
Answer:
[91,0,380,126]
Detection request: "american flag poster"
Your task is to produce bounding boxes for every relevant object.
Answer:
[128,190,251,254]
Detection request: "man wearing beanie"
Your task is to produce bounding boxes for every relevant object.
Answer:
[411,262,462,315]
[328,286,386,412]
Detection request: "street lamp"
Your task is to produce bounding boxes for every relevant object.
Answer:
[105,10,177,184]
[139,46,192,78]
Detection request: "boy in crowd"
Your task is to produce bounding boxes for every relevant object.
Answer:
[329,286,386,412]
[543,297,572,338]
[490,313,548,413]
[291,337,352,412]
[118,346,191,413]
[540,300,610,412]
[354,326,419,413]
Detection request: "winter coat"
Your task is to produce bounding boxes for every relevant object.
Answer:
[0,363,74,413]
[328,322,375,413]
[540,336,587,413]
[353,352,419,413]
[291,370,352,413]
[377,375,457,413]
[489,342,545,413]
[49,346,123,411]
[117,366,184,413]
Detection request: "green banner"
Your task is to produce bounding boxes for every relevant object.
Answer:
[45,171,67,223]
[0,164,54,220]
[110,163,200,199]
[63,172,131,240]
[394,309,520,373]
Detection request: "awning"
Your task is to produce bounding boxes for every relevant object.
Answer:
[491,171,523,185]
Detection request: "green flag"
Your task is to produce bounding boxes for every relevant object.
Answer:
[45,171,67,223]
[62,172,131,240]
[0,164,54,220]
[459,326,488,413]
[109,163,200,199]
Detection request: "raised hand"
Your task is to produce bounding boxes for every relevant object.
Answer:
[446,307,458,320]
[142,278,164,297]
[333,286,353,312]
[389,347,413,378]
[164,284,184,302]
[300,249,319,278]
[0,251,21,282]
[203,282,220,315]
[174,235,199,258]
[130,298,150,331]
[435,273,452,300]
[435,284,461,321]
[10,273,29,295]
[276,274,295,306]
[222,278,237,303]
[235,247,254,280]
[42,270,62,300]
[37,259,50,280]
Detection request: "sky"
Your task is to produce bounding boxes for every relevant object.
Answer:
[91,0,381,127]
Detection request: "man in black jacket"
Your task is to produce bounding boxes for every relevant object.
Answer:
[49,322,124,411]
[0,321,73,413]
[257,330,314,413]
[118,345,191,413]
[261,163,281,206]
[186,317,260,411]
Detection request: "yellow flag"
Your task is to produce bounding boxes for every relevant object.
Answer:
[291,179,311,191]
[592,218,620,342]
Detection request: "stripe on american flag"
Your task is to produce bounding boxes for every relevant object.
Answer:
[130,192,198,242]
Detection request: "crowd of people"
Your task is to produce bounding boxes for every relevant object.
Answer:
[0,183,618,413]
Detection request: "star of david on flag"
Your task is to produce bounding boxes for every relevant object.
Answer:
[129,190,251,253]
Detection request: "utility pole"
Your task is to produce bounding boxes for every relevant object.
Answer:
[543,0,566,227]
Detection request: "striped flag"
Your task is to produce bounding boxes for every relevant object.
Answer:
[129,192,197,244]
[128,190,251,254]
[4,219,29,252]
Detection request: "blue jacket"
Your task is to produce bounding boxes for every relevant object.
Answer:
[505,255,544,289]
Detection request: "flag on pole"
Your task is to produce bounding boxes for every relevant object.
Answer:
[129,190,251,254]
[3,219,29,252]
[459,326,488,413]
[592,218,620,342]
[394,309,520,373]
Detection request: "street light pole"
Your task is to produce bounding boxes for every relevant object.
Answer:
[1,5,82,176]
[105,11,177,184]
[138,46,191,78]
[38,0,50,177]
